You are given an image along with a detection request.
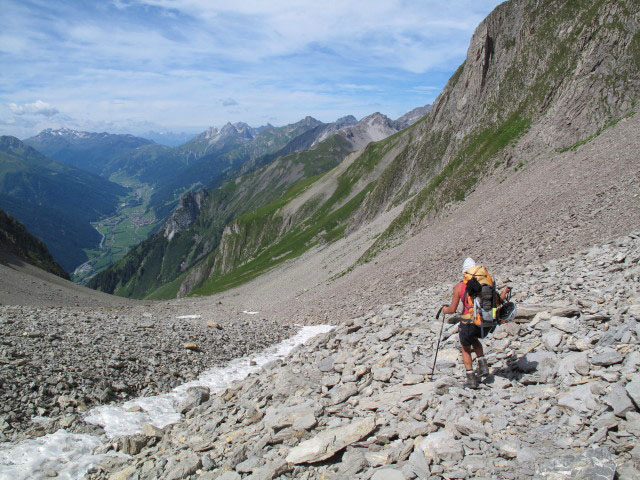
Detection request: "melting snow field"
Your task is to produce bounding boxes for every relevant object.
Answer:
[0,324,333,480]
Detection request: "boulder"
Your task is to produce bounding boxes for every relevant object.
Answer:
[372,367,393,382]
[591,348,623,366]
[626,376,640,409]
[557,384,599,413]
[263,403,317,431]
[550,316,579,334]
[371,469,405,480]
[285,416,376,464]
[604,386,634,418]
[416,430,464,464]
[543,332,563,351]
[178,386,210,414]
[516,351,557,374]
[535,447,616,479]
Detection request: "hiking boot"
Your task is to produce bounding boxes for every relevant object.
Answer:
[464,371,479,389]
[478,357,490,377]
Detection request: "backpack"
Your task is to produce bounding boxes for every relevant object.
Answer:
[462,265,500,328]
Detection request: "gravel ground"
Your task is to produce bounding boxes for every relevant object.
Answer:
[0,301,295,442]
[0,113,638,444]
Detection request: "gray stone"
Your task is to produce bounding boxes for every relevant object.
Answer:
[377,328,395,341]
[264,403,317,431]
[516,350,557,375]
[626,412,640,437]
[557,384,599,413]
[591,348,623,366]
[371,468,405,480]
[372,367,394,382]
[535,447,616,480]
[165,454,202,480]
[245,458,289,480]
[397,421,432,439]
[626,376,640,409]
[318,356,335,372]
[117,434,148,455]
[178,386,210,414]
[497,439,520,459]
[617,464,640,480]
[516,446,540,463]
[416,430,463,463]
[543,331,563,351]
[454,417,484,436]
[330,384,358,405]
[557,352,589,377]
[407,448,430,478]
[338,449,367,475]
[215,472,241,480]
[402,374,424,385]
[142,423,164,438]
[604,385,635,417]
[285,416,376,464]
[550,316,579,334]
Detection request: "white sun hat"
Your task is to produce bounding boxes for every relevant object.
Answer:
[462,257,476,273]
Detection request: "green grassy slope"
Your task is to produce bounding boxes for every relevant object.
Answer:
[89,135,353,299]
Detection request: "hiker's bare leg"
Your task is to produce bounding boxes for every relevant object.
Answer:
[461,344,474,370]
[472,339,484,359]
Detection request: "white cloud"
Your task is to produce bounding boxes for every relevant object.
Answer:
[8,100,60,117]
[0,0,503,137]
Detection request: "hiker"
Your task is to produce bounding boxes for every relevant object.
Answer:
[442,257,511,388]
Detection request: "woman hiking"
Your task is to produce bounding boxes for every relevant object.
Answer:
[442,258,511,389]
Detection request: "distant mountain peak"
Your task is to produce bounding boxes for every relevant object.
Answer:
[0,135,24,150]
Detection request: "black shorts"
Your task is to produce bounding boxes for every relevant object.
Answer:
[459,322,494,347]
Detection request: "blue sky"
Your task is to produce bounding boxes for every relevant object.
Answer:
[1,0,503,139]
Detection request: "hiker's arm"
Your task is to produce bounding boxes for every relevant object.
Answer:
[442,284,461,315]
[499,286,511,302]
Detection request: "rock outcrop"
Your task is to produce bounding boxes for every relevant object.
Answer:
[162,190,209,242]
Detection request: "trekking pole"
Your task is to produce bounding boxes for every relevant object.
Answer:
[430,306,446,380]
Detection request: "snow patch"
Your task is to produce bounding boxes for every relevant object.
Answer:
[0,430,107,480]
[85,324,333,438]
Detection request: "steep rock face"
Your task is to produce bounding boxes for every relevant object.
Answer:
[161,190,208,241]
[354,0,639,252]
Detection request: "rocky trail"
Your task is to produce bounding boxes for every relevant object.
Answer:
[77,232,640,480]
